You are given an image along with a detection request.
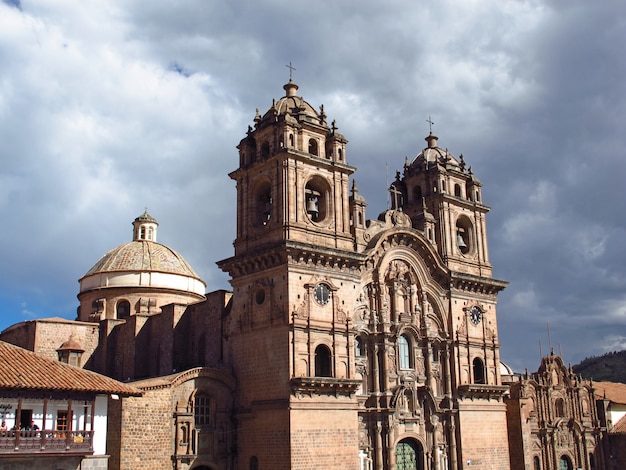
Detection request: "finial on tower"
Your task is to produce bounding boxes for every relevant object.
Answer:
[286,61,296,81]
[426,116,434,134]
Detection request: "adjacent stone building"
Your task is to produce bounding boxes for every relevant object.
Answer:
[506,353,605,470]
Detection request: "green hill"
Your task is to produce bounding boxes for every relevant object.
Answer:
[572,350,626,384]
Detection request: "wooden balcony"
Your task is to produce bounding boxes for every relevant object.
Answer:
[0,429,93,454]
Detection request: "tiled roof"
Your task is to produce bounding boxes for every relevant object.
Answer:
[82,240,201,279]
[593,381,626,405]
[613,414,626,434]
[0,341,141,396]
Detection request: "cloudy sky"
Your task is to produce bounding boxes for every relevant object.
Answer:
[1,0,625,372]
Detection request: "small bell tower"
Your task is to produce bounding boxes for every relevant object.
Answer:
[229,79,355,257]
[391,131,491,278]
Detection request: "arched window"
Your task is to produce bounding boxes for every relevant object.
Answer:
[289,134,294,147]
[308,138,318,156]
[116,300,131,319]
[555,398,565,417]
[355,336,363,357]
[456,216,473,255]
[194,392,211,427]
[398,335,411,369]
[534,456,541,470]
[254,181,272,227]
[305,177,330,223]
[413,185,422,202]
[338,148,343,161]
[315,345,332,377]
[432,344,439,363]
[454,183,462,197]
[246,137,257,165]
[473,357,485,384]
[261,141,270,158]
[558,455,573,470]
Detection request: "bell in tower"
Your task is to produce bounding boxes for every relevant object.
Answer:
[305,189,320,221]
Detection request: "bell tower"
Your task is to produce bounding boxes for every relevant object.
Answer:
[219,79,363,470]
[391,131,491,278]
[388,129,510,467]
[229,79,355,257]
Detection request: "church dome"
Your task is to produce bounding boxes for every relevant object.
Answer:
[256,80,323,127]
[410,133,462,170]
[82,240,201,280]
[80,210,203,286]
[77,211,206,322]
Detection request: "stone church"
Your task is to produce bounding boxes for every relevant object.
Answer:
[0,79,612,469]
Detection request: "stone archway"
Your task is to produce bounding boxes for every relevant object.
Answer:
[558,455,573,470]
[396,438,424,470]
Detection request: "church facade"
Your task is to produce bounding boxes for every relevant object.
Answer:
[216,78,511,469]
[0,80,612,469]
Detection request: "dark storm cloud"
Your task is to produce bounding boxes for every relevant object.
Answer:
[0,0,625,372]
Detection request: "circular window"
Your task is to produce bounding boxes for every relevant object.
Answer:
[314,283,331,306]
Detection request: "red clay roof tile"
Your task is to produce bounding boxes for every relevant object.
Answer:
[0,341,141,396]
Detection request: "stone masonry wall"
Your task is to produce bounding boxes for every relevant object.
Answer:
[0,319,100,368]
[458,400,511,469]
[290,405,359,470]
[116,388,173,470]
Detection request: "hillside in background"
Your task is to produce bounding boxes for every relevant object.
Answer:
[572,351,626,384]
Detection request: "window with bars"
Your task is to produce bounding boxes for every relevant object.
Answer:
[194,393,211,427]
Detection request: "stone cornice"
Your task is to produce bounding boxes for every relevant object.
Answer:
[457,384,509,400]
[450,272,508,295]
[219,241,365,278]
[290,377,362,397]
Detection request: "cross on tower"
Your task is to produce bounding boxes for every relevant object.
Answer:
[426,116,434,134]
[285,61,296,80]
[389,183,403,210]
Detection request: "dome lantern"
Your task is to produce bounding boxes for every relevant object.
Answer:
[133,209,158,242]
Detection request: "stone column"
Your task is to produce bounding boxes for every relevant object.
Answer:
[375,422,384,469]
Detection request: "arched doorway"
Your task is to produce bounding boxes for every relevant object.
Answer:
[558,455,573,470]
[396,438,424,470]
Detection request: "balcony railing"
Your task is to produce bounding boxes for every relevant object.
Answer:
[0,429,93,454]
